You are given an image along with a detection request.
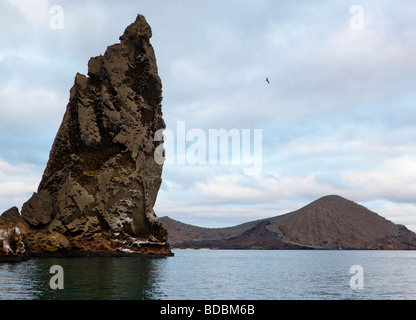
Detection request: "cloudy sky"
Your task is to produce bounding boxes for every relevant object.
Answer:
[1,0,416,231]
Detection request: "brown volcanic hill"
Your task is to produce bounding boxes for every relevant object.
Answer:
[267,195,416,249]
[161,195,416,250]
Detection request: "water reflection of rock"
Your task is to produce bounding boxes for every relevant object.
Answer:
[23,257,166,300]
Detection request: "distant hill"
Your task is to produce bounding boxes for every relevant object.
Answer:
[161,195,416,250]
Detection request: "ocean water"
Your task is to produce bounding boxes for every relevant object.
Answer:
[0,249,416,300]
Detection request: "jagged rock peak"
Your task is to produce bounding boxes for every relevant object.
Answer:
[120,14,153,41]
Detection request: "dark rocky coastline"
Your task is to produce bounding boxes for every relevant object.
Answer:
[0,15,173,262]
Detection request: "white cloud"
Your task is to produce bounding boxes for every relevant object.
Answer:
[0,181,35,197]
[341,155,416,203]
[0,158,36,176]
[0,80,64,134]
[196,151,416,206]
[0,157,41,213]
[197,173,338,202]
[6,0,49,29]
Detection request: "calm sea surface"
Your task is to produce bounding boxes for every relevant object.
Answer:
[0,250,416,300]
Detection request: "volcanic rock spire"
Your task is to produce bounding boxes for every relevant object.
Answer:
[0,14,172,259]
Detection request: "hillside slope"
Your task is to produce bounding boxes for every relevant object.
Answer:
[161,195,416,250]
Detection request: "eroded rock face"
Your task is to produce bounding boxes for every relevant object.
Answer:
[0,207,30,261]
[0,14,172,259]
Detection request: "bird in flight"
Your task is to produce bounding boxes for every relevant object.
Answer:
[265,77,270,84]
